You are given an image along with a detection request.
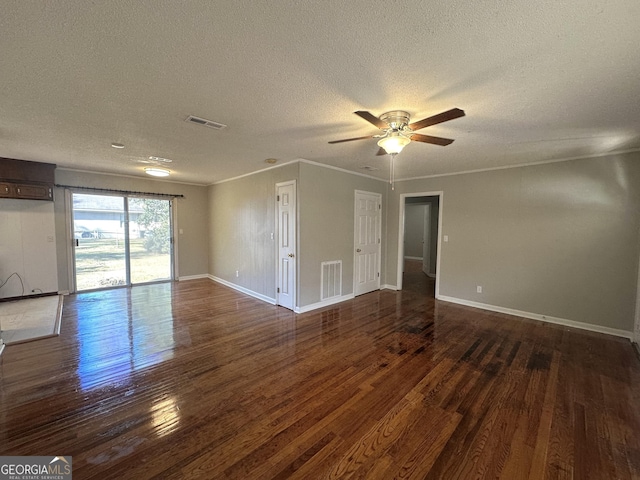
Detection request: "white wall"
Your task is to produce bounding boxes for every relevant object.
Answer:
[0,199,58,298]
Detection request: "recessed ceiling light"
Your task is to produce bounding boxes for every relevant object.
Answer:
[144,167,171,177]
[149,156,173,163]
[265,158,278,164]
[111,143,125,149]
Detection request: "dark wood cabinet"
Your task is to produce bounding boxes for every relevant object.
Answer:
[15,183,53,200]
[0,158,56,201]
[0,182,12,197]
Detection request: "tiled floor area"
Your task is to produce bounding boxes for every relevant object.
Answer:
[0,295,62,345]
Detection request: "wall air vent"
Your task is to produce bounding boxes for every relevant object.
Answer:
[185,115,228,130]
[321,260,342,301]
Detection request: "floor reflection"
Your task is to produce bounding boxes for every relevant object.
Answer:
[402,259,435,297]
[77,284,175,390]
[321,308,341,346]
[151,395,181,437]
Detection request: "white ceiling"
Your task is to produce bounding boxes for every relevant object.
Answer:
[1,1,639,185]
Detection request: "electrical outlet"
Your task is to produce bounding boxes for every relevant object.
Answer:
[476,285,482,293]
[443,235,449,242]
[235,270,239,278]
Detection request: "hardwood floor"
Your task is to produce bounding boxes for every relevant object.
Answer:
[401,259,435,297]
[1,277,639,479]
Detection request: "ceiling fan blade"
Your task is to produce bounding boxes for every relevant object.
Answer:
[354,111,387,129]
[376,147,387,156]
[328,135,374,144]
[408,108,465,131]
[410,133,455,146]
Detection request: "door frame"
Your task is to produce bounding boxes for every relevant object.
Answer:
[397,192,443,296]
[275,180,297,310]
[65,189,75,292]
[66,189,176,293]
[353,190,382,296]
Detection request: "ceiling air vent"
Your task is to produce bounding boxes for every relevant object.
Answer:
[185,115,227,130]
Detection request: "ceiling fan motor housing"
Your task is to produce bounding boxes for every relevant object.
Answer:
[379,111,411,130]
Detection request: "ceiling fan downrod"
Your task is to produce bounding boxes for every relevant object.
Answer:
[389,153,396,190]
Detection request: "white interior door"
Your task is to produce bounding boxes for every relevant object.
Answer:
[422,204,431,275]
[354,191,381,296]
[276,181,296,310]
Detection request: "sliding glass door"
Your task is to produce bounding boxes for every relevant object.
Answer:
[73,194,127,290]
[72,193,173,291]
[128,198,172,284]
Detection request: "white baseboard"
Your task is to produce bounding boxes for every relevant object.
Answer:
[178,274,210,281]
[404,256,423,261]
[437,295,633,340]
[381,284,398,291]
[295,294,355,314]
[208,275,276,305]
[58,290,70,296]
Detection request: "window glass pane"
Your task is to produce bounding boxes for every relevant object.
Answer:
[73,194,126,290]
[129,198,172,284]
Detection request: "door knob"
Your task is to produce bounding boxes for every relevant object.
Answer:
[288,253,294,258]
[356,249,361,252]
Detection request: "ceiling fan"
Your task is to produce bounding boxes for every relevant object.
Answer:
[328,108,465,155]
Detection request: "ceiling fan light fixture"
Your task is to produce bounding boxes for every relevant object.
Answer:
[144,167,171,177]
[377,134,411,154]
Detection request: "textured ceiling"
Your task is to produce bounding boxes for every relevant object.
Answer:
[1,1,639,185]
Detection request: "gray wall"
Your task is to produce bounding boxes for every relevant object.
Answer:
[298,162,387,306]
[208,161,388,308]
[404,204,425,259]
[47,154,640,333]
[386,152,640,332]
[54,169,210,291]
[208,163,299,300]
